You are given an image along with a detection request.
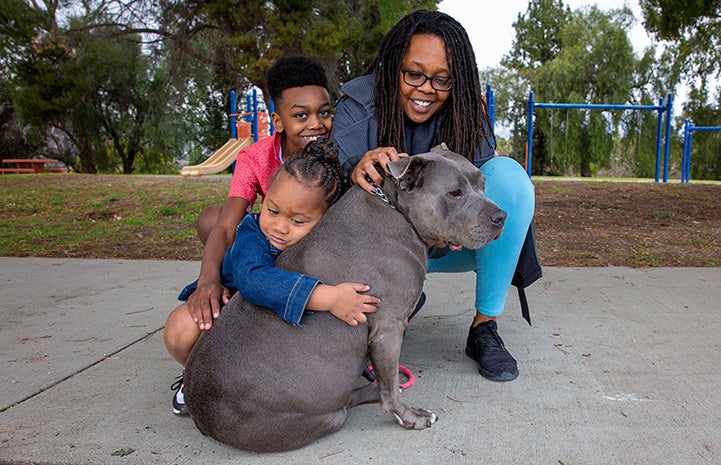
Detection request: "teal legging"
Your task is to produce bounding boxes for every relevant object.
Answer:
[427,156,535,317]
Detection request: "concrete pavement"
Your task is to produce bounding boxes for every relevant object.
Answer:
[1,257,720,464]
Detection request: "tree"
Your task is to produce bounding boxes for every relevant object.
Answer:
[641,0,721,180]
[5,5,176,173]
[1,0,441,173]
[0,79,42,160]
[640,0,721,106]
[503,0,570,71]
[156,0,438,101]
[535,6,638,176]
[641,0,721,84]
[497,2,662,177]
[499,0,571,171]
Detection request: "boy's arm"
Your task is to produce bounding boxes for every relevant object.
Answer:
[188,196,249,330]
[188,139,268,330]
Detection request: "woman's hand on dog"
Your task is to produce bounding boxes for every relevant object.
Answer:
[351,147,408,193]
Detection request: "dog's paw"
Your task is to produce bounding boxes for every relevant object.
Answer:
[391,407,438,430]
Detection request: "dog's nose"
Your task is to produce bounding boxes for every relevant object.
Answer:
[491,210,506,227]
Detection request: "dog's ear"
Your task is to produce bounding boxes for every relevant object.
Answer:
[431,142,449,153]
[387,156,429,191]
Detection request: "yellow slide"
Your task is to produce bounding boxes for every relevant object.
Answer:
[180,137,254,177]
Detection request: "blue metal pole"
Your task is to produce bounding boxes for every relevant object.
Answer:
[534,102,665,111]
[491,91,496,127]
[245,92,252,126]
[252,88,259,142]
[654,97,664,182]
[526,91,535,177]
[662,93,673,183]
[229,90,237,139]
[681,119,690,182]
[485,84,496,148]
[228,90,239,173]
[486,83,495,127]
[491,90,497,149]
[268,98,275,135]
[686,121,697,182]
[683,124,721,182]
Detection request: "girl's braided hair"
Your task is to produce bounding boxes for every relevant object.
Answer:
[370,9,495,162]
[279,138,344,207]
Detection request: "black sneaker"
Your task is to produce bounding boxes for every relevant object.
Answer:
[465,320,519,381]
[170,374,188,415]
[361,365,376,383]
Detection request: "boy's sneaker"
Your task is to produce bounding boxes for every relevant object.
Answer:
[171,374,187,415]
[361,365,376,383]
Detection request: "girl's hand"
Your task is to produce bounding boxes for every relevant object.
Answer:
[350,147,408,193]
[327,283,380,326]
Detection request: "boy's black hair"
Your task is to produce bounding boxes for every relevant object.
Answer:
[266,55,330,104]
[371,10,495,163]
[278,138,344,207]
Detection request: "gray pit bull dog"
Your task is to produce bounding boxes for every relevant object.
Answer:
[183,143,506,452]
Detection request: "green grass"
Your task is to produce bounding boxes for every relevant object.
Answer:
[652,210,675,219]
[1,173,229,260]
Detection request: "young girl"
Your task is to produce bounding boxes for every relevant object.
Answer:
[164,139,379,414]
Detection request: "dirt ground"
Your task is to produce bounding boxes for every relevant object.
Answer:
[532,179,721,267]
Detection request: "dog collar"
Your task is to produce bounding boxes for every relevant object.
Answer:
[368,179,396,210]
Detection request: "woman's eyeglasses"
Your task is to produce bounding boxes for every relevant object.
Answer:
[400,68,452,91]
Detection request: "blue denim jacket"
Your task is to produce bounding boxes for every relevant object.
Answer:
[177,213,319,325]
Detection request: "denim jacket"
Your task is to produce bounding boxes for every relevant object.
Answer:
[178,213,319,326]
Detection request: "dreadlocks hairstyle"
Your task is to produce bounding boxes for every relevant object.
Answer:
[371,10,495,162]
[266,55,330,104]
[278,138,345,207]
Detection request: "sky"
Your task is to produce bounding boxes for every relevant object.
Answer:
[436,1,677,124]
[438,0,653,70]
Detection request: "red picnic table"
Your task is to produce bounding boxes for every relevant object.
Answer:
[1,158,69,174]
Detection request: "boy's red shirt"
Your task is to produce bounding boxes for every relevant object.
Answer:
[227,132,283,204]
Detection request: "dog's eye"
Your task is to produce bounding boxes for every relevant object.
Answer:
[447,189,463,198]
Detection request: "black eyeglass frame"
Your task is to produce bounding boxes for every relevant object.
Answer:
[400,67,453,91]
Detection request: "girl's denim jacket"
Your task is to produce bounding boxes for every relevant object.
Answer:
[178,213,318,326]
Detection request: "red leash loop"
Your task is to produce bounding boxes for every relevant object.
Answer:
[366,365,416,390]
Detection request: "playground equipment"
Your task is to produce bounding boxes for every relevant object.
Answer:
[526,91,674,182]
[180,88,273,177]
[179,138,254,177]
[485,84,496,125]
[681,119,721,183]
[234,88,273,140]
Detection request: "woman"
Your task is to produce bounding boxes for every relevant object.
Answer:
[331,10,537,382]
